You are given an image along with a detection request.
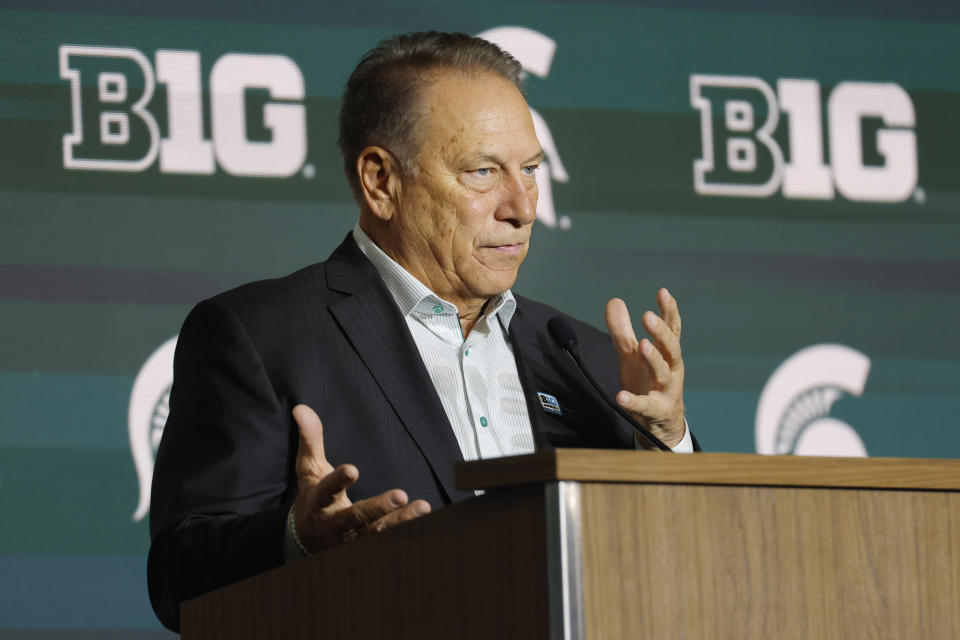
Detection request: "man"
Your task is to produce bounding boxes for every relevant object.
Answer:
[148,32,693,632]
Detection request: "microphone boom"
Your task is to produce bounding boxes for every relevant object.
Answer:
[548,317,672,452]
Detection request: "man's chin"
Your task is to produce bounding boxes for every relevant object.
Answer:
[475,273,520,299]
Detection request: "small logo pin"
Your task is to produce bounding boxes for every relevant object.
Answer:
[537,392,562,416]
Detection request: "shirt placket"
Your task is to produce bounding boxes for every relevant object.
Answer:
[417,305,480,457]
[461,320,500,460]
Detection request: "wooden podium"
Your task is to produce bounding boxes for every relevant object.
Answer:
[181,451,960,639]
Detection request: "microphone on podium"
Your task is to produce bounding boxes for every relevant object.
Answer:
[547,316,672,452]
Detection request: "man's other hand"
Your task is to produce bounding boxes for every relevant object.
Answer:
[292,404,431,553]
[605,289,686,447]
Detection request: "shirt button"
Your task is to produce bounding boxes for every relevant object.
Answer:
[433,305,444,314]
[479,416,488,427]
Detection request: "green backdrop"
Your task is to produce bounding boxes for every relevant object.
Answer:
[1,1,958,636]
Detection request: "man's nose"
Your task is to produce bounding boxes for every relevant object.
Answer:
[497,172,538,226]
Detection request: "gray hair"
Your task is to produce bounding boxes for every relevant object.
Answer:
[338,31,524,200]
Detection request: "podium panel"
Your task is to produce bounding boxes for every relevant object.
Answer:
[578,482,960,638]
[182,452,960,639]
[181,484,558,639]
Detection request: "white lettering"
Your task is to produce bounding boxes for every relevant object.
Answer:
[692,74,918,203]
[60,45,160,171]
[691,74,783,197]
[157,49,214,174]
[828,82,917,202]
[61,45,308,178]
[210,53,306,177]
[778,78,833,199]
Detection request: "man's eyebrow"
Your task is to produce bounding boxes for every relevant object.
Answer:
[524,150,546,165]
[469,150,545,166]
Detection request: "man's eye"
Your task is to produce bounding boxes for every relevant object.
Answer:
[522,164,540,176]
[472,168,493,177]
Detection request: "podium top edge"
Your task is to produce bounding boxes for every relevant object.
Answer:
[455,450,960,492]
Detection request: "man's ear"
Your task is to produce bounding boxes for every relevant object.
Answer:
[357,146,402,221]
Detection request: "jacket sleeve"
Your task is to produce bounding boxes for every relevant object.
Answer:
[147,298,295,632]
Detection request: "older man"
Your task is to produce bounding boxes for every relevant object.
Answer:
[148,32,692,632]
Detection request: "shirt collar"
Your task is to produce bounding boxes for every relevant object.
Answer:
[352,224,517,330]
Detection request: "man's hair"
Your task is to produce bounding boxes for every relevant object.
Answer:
[338,31,524,200]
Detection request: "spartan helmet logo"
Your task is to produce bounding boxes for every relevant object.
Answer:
[129,336,177,521]
[756,344,870,457]
[477,26,571,229]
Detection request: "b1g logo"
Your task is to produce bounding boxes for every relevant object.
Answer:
[691,75,918,203]
[60,45,306,177]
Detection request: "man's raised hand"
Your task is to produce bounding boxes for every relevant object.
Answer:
[605,288,686,447]
[292,404,430,553]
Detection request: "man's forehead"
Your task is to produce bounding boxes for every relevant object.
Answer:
[438,121,542,167]
[418,73,533,135]
[421,69,525,112]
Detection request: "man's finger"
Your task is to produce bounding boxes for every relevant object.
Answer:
[640,339,671,386]
[605,298,639,355]
[308,463,359,510]
[294,404,333,480]
[657,288,682,338]
[642,311,682,367]
[369,499,432,533]
[616,390,658,420]
[344,489,409,529]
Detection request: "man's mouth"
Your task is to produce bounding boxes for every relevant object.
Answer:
[482,242,526,255]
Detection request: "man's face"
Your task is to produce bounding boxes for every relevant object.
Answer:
[388,69,543,310]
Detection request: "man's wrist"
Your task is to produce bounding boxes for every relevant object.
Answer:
[632,417,693,452]
[670,418,694,453]
[283,504,311,562]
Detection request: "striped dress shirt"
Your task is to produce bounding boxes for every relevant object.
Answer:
[353,225,535,462]
[353,225,693,457]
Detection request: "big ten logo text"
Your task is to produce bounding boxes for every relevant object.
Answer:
[691,75,918,203]
[60,45,307,177]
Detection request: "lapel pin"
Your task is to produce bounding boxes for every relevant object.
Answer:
[537,392,562,416]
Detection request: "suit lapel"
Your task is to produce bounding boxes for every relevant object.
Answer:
[509,298,634,450]
[507,300,555,451]
[325,236,472,503]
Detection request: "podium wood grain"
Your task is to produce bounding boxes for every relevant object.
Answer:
[456,450,960,491]
[578,483,960,638]
[458,452,960,637]
[181,484,553,640]
[182,451,960,639]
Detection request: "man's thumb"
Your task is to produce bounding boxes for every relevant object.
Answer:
[293,404,329,478]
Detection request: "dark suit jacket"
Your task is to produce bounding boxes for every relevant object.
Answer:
[148,234,652,631]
